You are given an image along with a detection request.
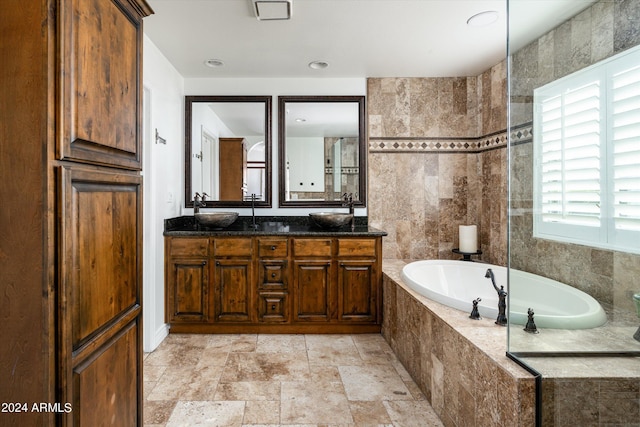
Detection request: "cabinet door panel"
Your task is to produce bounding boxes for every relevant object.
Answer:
[338,261,376,322]
[214,259,252,322]
[60,0,145,169]
[167,260,209,322]
[60,167,141,349]
[293,261,331,322]
[71,322,140,426]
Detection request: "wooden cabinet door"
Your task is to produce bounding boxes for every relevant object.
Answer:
[59,0,151,169]
[337,260,377,322]
[292,260,332,322]
[213,258,252,322]
[59,166,143,425]
[166,259,209,323]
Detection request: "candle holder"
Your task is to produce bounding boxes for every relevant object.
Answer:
[452,248,482,262]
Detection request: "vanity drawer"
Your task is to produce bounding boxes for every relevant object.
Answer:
[258,291,289,323]
[293,238,332,257]
[169,237,209,257]
[258,261,287,289]
[338,239,376,257]
[258,238,288,258]
[213,238,252,257]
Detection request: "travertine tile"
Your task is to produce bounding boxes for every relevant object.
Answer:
[339,364,412,401]
[382,400,444,427]
[242,400,280,425]
[144,400,176,425]
[220,352,310,383]
[280,381,353,425]
[256,334,306,353]
[148,364,223,401]
[348,401,392,425]
[144,333,444,426]
[214,381,280,401]
[166,401,245,427]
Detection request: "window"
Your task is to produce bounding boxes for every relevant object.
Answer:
[533,45,640,254]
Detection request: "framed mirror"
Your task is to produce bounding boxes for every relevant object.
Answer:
[278,95,366,208]
[185,95,272,208]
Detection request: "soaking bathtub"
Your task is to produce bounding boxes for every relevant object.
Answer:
[400,260,607,329]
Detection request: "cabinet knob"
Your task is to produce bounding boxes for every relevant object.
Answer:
[216,261,220,266]
[271,304,276,310]
[271,273,276,278]
[202,261,207,266]
[271,245,276,250]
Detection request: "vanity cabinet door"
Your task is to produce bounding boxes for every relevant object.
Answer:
[336,238,380,323]
[337,260,377,322]
[165,237,210,323]
[213,258,253,322]
[166,259,209,323]
[292,260,333,322]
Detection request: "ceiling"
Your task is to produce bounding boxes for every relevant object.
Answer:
[144,0,597,79]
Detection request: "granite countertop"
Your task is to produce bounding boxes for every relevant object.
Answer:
[164,215,387,237]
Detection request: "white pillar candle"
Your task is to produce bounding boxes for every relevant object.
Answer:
[459,225,478,253]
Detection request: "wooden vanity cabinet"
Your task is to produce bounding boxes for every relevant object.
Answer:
[165,235,382,333]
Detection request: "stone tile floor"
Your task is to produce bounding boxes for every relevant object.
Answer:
[144,333,444,427]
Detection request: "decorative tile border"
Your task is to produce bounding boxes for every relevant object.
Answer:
[510,122,533,146]
[367,127,534,153]
[369,131,506,153]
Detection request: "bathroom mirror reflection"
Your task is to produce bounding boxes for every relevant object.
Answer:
[278,95,366,208]
[185,95,272,208]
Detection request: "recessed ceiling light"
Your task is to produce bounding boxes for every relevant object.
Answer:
[309,61,329,70]
[204,59,224,68]
[295,118,306,123]
[466,10,499,27]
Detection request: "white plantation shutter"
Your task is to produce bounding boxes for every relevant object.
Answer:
[533,45,640,254]
[610,56,640,246]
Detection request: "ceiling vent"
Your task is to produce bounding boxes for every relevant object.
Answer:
[252,0,292,20]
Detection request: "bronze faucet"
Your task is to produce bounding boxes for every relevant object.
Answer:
[193,192,207,214]
[342,192,355,230]
[485,268,507,326]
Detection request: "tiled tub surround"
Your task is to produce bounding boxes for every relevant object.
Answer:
[382,259,536,427]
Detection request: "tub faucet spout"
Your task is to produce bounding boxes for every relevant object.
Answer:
[485,268,508,326]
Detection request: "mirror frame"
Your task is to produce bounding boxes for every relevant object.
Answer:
[278,95,367,208]
[184,95,272,208]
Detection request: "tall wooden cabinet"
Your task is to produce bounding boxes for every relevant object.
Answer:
[0,0,152,426]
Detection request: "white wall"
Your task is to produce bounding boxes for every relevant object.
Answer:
[142,35,184,351]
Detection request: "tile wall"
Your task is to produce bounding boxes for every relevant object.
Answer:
[367,63,508,266]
